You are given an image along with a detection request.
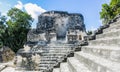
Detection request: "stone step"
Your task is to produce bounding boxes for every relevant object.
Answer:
[109,19,120,27]
[39,63,55,66]
[31,48,72,52]
[42,52,67,54]
[32,49,71,52]
[41,56,63,59]
[41,55,66,57]
[45,45,72,48]
[1,67,15,72]
[39,68,49,71]
[40,59,64,64]
[53,68,60,72]
[39,66,48,68]
[75,52,120,72]
[41,53,67,56]
[33,47,72,50]
[46,46,73,48]
[39,64,55,67]
[40,60,56,64]
[31,49,72,53]
[60,63,70,72]
[89,37,120,46]
[47,51,74,54]
[0,66,7,72]
[103,21,120,33]
[42,48,71,50]
[47,50,73,52]
[40,57,64,62]
[67,57,91,72]
[47,44,74,46]
[96,29,120,39]
[41,56,60,58]
[40,58,59,60]
[40,63,56,66]
[40,59,60,62]
[82,46,120,62]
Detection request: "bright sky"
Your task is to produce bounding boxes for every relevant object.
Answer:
[0,0,110,31]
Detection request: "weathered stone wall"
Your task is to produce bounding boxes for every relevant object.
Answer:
[27,11,86,42]
[27,29,46,42]
[37,11,86,39]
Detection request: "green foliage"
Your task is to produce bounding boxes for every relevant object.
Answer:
[87,31,92,35]
[100,0,120,24]
[0,8,33,52]
[0,15,7,48]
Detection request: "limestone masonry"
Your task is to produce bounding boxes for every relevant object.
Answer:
[27,11,86,43]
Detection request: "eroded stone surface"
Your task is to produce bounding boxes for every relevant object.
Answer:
[0,46,15,62]
[27,11,86,42]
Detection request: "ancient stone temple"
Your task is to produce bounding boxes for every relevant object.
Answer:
[15,11,86,72]
[27,11,86,43]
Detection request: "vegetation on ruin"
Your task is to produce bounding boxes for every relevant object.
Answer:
[87,31,92,35]
[0,8,33,52]
[100,0,120,24]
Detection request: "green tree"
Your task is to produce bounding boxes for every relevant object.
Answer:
[100,0,120,24]
[0,8,33,52]
[110,0,120,15]
[0,15,7,48]
[100,4,113,24]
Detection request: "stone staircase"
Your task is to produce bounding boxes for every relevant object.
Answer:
[28,43,75,72]
[53,16,120,72]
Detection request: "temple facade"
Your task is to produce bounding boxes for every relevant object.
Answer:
[27,11,86,43]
